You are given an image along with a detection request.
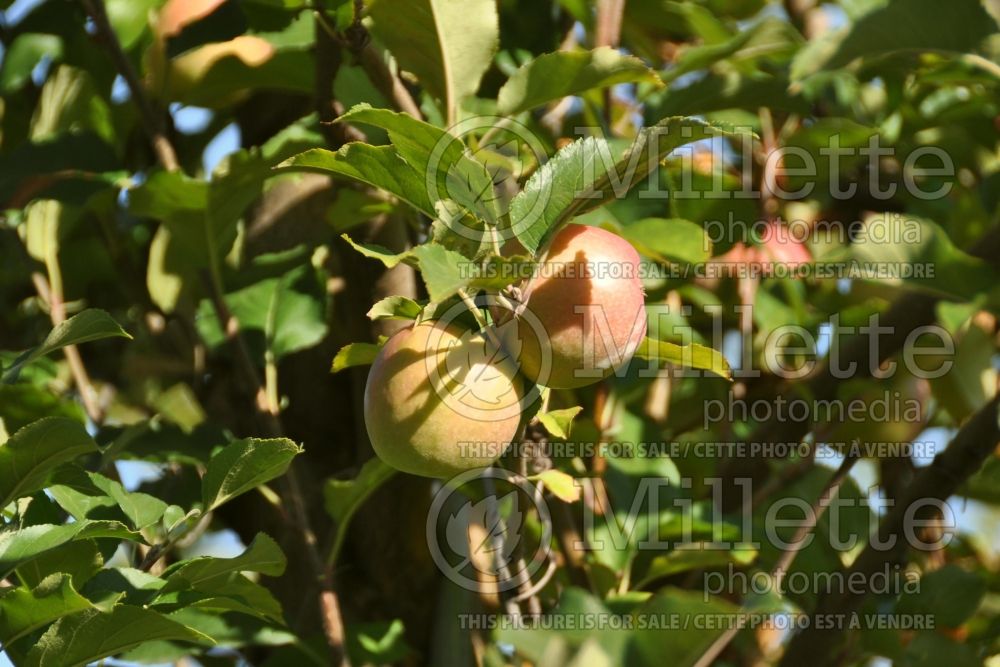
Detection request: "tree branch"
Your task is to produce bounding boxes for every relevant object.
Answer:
[200,271,350,667]
[80,0,179,172]
[31,272,104,424]
[779,394,1000,666]
[694,453,860,667]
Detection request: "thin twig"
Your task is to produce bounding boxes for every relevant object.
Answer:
[780,395,1000,666]
[692,454,860,667]
[80,0,179,171]
[482,472,524,620]
[200,271,350,666]
[31,273,104,424]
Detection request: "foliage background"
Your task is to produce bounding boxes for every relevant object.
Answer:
[1,0,1000,665]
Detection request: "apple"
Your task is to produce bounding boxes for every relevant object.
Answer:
[508,224,647,388]
[364,321,524,478]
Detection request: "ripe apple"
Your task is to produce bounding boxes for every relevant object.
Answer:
[364,321,524,478]
[508,224,647,388]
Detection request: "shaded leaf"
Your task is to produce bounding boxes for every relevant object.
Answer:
[277,145,434,216]
[159,533,286,594]
[325,458,397,567]
[368,0,498,121]
[0,417,98,508]
[498,47,662,115]
[2,310,130,384]
[24,606,211,667]
[0,573,94,645]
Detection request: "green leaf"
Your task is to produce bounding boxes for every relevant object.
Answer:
[795,0,1000,78]
[277,145,435,216]
[509,117,740,253]
[3,310,131,383]
[367,296,423,321]
[0,33,63,93]
[136,154,269,313]
[324,458,396,567]
[16,539,103,590]
[159,533,286,594]
[536,406,584,440]
[331,343,381,373]
[195,261,328,360]
[336,104,499,223]
[897,564,986,627]
[341,233,413,268]
[88,473,169,531]
[410,243,472,302]
[0,417,99,508]
[0,521,139,578]
[621,218,711,265]
[635,337,732,380]
[532,469,581,503]
[630,588,742,666]
[0,573,95,645]
[497,47,662,115]
[201,437,302,511]
[153,572,284,624]
[347,619,413,665]
[24,606,212,667]
[827,216,997,301]
[368,0,498,122]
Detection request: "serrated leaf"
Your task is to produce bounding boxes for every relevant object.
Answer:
[635,337,732,380]
[467,254,533,290]
[533,469,580,503]
[509,117,743,253]
[536,406,583,440]
[88,473,169,531]
[152,572,284,624]
[24,606,212,666]
[201,437,302,511]
[497,47,662,115]
[159,533,286,594]
[0,418,99,508]
[368,0,498,123]
[277,144,434,216]
[15,539,103,590]
[0,573,95,645]
[411,243,472,302]
[0,521,140,578]
[331,342,381,373]
[2,310,130,383]
[336,104,500,223]
[324,458,396,567]
[367,296,423,321]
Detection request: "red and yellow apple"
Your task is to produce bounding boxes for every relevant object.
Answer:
[364,321,524,478]
[507,224,647,388]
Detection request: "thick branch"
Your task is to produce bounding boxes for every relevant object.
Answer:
[780,395,1000,666]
